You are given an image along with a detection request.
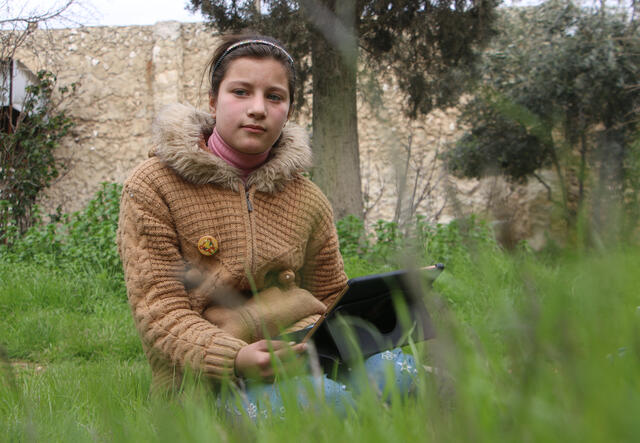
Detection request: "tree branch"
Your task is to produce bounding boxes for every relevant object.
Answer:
[532,171,557,205]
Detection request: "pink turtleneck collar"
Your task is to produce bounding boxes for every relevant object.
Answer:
[206,127,271,179]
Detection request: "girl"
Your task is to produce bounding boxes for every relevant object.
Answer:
[117,34,416,418]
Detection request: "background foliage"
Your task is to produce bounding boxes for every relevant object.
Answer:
[446,0,640,239]
[1,182,123,276]
[0,70,75,240]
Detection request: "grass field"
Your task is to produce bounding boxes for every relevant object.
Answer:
[2,245,640,442]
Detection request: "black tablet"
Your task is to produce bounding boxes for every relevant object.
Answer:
[282,264,443,365]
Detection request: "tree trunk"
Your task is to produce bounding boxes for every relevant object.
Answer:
[303,0,363,220]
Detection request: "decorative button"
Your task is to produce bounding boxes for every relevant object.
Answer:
[197,235,219,256]
[278,269,295,287]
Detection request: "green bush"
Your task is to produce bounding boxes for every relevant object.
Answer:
[336,215,368,257]
[0,70,75,237]
[1,182,123,275]
[337,213,499,276]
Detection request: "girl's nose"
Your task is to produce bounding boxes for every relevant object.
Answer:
[247,96,267,118]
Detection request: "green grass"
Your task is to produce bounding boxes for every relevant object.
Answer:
[0,263,140,363]
[2,246,640,441]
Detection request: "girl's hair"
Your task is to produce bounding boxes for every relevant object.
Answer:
[206,34,296,110]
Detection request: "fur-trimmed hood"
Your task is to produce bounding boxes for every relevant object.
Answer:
[150,103,312,194]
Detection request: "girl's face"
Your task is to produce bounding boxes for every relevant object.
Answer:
[210,57,291,155]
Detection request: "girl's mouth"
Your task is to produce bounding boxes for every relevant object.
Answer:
[242,125,266,133]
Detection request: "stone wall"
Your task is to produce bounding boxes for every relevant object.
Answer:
[13,21,554,248]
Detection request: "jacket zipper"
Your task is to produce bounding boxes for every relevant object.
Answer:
[245,189,253,213]
[244,185,256,277]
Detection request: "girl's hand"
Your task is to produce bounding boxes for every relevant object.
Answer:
[234,339,307,382]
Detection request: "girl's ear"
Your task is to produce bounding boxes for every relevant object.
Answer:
[209,94,217,118]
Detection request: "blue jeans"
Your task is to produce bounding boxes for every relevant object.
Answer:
[221,348,419,421]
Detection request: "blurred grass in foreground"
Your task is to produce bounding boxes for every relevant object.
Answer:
[2,244,640,441]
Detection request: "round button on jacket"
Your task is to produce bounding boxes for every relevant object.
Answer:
[197,235,219,256]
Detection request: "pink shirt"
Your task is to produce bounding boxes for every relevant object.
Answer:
[206,127,271,181]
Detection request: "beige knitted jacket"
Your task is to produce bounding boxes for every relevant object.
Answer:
[117,103,347,391]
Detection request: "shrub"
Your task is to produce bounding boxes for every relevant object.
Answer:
[1,182,122,275]
[0,70,75,238]
[337,213,499,275]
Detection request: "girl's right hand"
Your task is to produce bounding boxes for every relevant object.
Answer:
[234,339,307,382]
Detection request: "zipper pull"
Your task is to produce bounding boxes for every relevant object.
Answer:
[246,190,253,212]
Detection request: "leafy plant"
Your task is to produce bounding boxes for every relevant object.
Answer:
[1,182,123,276]
[0,70,75,240]
[336,215,368,257]
[338,213,498,274]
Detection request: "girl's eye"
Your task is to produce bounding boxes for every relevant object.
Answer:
[232,89,248,96]
[267,93,284,102]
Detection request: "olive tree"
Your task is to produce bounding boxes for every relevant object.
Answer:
[447,0,640,238]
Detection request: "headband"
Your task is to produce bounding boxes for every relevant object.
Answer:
[212,39,295,78]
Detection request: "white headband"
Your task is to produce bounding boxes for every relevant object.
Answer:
[212,39,295,78]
